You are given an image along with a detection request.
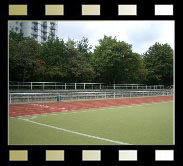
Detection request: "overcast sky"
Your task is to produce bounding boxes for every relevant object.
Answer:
[57,21,174,54]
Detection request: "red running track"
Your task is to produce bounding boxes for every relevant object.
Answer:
[9,96,173,118]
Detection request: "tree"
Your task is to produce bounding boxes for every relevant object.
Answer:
[9,30,24,42]
[143,42,173,85]
[92,35,147,84]
[76,37,93,61]
[64,39,94,82]
[40,38,67,81]
[9,37,43,82]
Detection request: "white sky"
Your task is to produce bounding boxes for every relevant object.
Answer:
[57,21,174,54]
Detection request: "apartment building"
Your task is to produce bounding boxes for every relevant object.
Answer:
[9,21,58,43]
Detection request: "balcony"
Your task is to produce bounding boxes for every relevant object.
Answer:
[50,25,56,30]
[51,36,55,40]
[42,28,47,32]
[32,31,38,36]
[33,25,38,29]
[43,34,47,39]
[50,22,55,25]
[50,31,55,36]
[42,40,46,43]
[43,22,47,27]
[49,36,55,40]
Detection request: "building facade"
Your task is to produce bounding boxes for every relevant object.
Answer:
[9,21,58,43]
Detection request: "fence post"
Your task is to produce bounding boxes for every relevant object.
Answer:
[65,83,66,90]
[84,83,85,90]
[114,84,115,89]
[9,94,11,104]
[31,82,32,90]
[43,83,44,90]
[75,83,77,90]
[100,84,101,90]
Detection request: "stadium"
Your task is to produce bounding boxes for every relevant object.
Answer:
[9,82,174,145]
[8,21,174,145]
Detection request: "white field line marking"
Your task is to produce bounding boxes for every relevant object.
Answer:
[50,113,58,115]
[18,118,131,145]
[29,116,37,120]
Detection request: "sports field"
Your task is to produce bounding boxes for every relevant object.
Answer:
[9,96,174,145]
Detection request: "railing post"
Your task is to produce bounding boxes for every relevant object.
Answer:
[75,83,76,90]
[31,82,32,90]
[84,83,85,90]
[65,83,66,90]
[9,94,11,104]
[100,84,101,90]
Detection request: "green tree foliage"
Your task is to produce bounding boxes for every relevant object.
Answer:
[9,30,24,41]
[9,32,173,85]
[76,37,93,61]
[40,38,67,81]
[143,42,173,85]
[9,33,43,82]
[64,39,94,82]
[92,35,147,84]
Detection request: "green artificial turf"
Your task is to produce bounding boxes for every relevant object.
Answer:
[9,101,174,145]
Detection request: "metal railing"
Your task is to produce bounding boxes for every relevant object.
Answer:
[9,82,168,90]
[9,89,173,104]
